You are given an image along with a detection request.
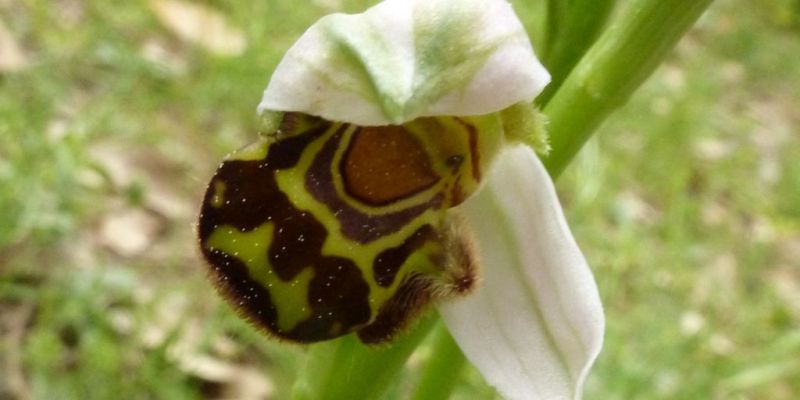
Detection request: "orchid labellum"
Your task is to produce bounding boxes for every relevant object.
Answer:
[197,0,604,398]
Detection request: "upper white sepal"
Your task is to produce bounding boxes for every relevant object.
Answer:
[439,145,605,400]
[258,0,550,126]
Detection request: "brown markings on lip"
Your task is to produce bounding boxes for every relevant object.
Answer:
[341,125,440,206]
[357,274,435,344]
[198,116,372,343]
[373,224,436,288]
[454,118,481,182]
[202,247,280,334]
[446,232,478,296]
[448,175,466,207]
[306,127,444,244]
[198,112,478,344]
[359,225,479,344]
[287,256,372,342]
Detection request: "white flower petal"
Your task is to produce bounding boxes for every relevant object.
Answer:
[258,0,550,125]
[439,145,604,400]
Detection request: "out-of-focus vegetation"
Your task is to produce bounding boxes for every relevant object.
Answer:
[0,0,797,399]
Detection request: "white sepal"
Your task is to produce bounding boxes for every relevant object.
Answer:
[258,0,550,126]
[439,145,604,400]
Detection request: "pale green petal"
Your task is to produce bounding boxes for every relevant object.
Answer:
[258,0,550,125]
[439,145,604,400]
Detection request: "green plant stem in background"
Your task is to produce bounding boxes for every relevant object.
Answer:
[538,0,617,105]
[543,0,715,177]
[290,314,437,400]
[410,320,468,400]
[543,0,568,58]
[291,0,715,398]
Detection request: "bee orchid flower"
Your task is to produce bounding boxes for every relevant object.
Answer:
[198,0,604,399]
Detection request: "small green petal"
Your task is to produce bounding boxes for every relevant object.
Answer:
[500,102,551,156]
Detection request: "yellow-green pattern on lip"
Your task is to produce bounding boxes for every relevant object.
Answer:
[197,112,490,344]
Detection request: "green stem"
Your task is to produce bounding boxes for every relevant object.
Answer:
[538,0,617,105]
[290,313,437,400]
[543,0,568,59]
[542,0,715,177]
[410,321,468,400]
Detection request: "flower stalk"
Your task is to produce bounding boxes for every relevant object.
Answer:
[410,320,469,400]
[290,315,438,400]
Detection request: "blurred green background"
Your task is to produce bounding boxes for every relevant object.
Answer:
[1,0,798,399]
